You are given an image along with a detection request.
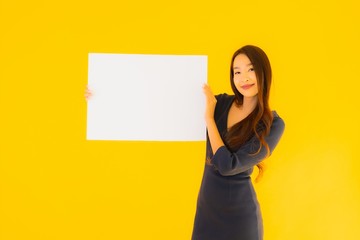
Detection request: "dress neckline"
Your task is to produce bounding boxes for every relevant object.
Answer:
[225,96,236,132]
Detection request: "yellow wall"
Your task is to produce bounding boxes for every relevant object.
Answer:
[1,0,359,239]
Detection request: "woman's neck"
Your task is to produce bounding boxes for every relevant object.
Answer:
[240,96,258,113]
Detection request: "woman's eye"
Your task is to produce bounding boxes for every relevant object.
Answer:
[249,68,254,72]
[234,71,240,75]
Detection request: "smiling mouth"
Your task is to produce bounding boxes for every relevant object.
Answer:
[241,84,255,90]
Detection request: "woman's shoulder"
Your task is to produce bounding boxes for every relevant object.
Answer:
[272,111,284,121]
[270,110,285,132]
[215,93,234,103]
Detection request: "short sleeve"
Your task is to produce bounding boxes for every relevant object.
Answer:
[210,115,285,176]
[215,93,227,103]
[214,93,230,120]
[215,93,222,98]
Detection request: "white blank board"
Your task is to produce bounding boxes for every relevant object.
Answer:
[86,53,207,141]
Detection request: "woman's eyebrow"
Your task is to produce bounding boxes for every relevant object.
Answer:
[233,63,253,69]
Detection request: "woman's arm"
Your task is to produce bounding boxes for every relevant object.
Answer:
[203,84,285,176]
[211,117,285,176]
[203,84,224,154]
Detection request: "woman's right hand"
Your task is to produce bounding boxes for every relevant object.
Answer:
[203,83,217,123]
[85,85,92,101]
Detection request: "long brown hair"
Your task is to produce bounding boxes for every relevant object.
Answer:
[225,45,273,182]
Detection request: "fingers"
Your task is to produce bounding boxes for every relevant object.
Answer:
[202,83,211,96]
[85,85,92,101]
[202,83,211,92]
[203,84,216,120]
[202,83,216,101]
[85,94,91,101]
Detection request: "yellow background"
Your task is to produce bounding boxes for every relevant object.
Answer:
[1,0,359,239]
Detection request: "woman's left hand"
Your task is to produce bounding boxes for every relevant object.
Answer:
[85,85,93,101]
[203,83,217,123]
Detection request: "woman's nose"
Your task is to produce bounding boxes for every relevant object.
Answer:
[241,75,250,82]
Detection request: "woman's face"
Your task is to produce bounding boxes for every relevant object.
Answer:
[233,54,258,98]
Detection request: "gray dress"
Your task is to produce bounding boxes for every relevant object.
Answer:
[192,93,285,240]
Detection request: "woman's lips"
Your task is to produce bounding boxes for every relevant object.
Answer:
[241,84,255,90]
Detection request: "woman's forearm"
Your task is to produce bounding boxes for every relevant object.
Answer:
[202,83,224,154]
[206,118,225,154]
